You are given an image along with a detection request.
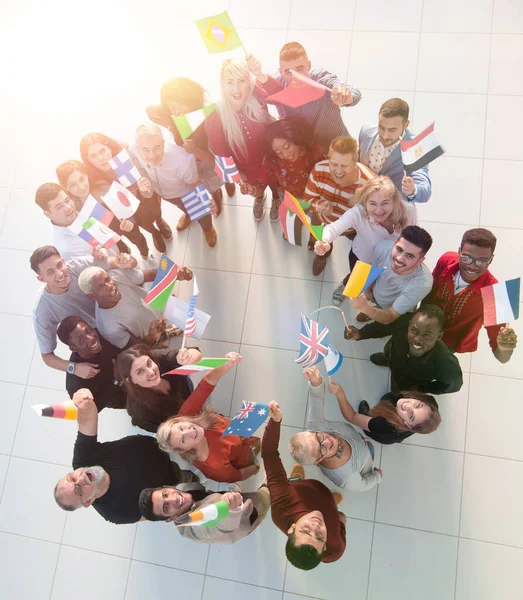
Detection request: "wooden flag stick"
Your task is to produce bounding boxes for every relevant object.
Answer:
[181,331,187,350]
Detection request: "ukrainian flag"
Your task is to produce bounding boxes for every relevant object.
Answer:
[343,261,385,298]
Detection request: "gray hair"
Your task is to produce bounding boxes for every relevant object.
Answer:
[288,432,316,465]
[135,123,163,138]
[78,266,106,295]
[53,479,81,512]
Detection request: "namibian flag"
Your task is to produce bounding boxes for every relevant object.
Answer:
[481,278,520,327]
[164,358,228,376]
[144,255,178,311]
[172,104,217,141]
[194,10,242,54]
[32,402,78,420]
[282,191,324,241]
[401,122,444,172]
[343,260,385,298]
[214,155,241,183]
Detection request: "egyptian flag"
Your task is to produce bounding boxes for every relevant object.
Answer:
[278,201,303,245]
[401,122,444,172]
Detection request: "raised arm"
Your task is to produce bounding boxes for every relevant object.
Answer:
[204,352,242,387]
[302,367,327,430]
[72,388,98,436]
[328,380,372,431]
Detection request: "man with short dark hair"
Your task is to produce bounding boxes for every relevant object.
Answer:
[422,228,518,363]
[262,401,346,570]
[359,98,432,203]
[347,305,463,395]
[138,482,270,544]
[53,388,194,524]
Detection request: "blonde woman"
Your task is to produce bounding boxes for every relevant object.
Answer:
[314,176,418,305]
[205,56,279,221]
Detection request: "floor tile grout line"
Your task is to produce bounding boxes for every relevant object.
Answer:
[123,523,140,600]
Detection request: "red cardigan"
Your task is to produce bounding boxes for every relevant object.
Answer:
[178,379,254,482]
[261,418,346,563]
[422,252,502,353]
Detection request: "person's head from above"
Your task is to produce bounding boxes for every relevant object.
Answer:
[357,176,407,228]
[220,58,255,112]
[80,132,123,173]
[407,304,445,357]
[57,316,102,359]
[56,160,91,202]
[279,41,311,86]
[378,98,410,147]
[54,465,108,511]
[264,116,314,163]
[78,267,121,308]
[458,228,496,284]
[139,485,194,522]
[30,246,70,291]
[285,510,326,570]
[328,136,359,187]
[135,123,165,166]
[117,344,162,390]
[160,77,206,116]
[35,183,78,227]
[391,225,433,275]
[288,430,341,466]
[370,391,441,433]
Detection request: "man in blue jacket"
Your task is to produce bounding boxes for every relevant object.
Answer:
[358,98,432,204]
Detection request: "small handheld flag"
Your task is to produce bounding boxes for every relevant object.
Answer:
[173,104,217,141]
[214,155,241,183]
[194,11,242,54]
[32,402,78,420]
[481,278,520,327]
[82,218,121,249]
[266,70,328,108]
[101,181,140,220]
[163,358,228,377]
[109,149,142,187]
[343,261,385,298]
[180,185,212,221]
[163,296,211,340]
[69,196,119,248]
[222,401,269,438]
[283,191,323,241]
[175,500,229,527]
[400,122,445,173]
[144,255,178,311]
[278,198,312,246]
[184,277,199,338]
[295,315,329,368]
[324,345,343,376]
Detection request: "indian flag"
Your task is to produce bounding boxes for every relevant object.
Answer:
[172,104,217,140]
[481,278,520,327]
[163,357,228,376]
[400,122,444,172]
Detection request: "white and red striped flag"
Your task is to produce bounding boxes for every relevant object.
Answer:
[184,277,200,338]
[400,122,444,172]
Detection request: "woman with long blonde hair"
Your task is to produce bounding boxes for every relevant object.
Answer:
[314,175,418,305]
[205,57,280,222]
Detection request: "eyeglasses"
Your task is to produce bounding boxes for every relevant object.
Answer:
[459,252,492,268]
[315,432,328,458]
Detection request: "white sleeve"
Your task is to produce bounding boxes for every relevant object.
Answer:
[323,206,359,243]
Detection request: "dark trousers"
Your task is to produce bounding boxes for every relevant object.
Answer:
[165,197,213,232]
[358,312,412,340]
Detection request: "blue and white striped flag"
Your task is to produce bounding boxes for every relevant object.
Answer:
[180,184,212,221]
[324,345,343,376]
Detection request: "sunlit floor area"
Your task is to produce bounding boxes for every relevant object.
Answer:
[1,1,523,599]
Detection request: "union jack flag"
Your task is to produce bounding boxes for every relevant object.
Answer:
[184,277,199,337]
[236,401,256,420]
[295,314,329,367]
[214,155,241,183]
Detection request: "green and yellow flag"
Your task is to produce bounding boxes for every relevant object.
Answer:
[194,10,242,54]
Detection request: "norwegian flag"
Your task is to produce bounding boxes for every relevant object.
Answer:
[295,314,329,368]
[184,277,199,337]
[214,155,241,183]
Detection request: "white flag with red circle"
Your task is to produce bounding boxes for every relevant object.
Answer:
[101,181,140,220]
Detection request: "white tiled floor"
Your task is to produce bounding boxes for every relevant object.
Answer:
[0,1,522,599]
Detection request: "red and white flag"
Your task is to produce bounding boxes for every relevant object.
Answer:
[400,122,444,172]
[102,182,140,220]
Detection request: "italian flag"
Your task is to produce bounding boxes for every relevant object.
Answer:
[164,357,228,376]
[172,104,217,140]
[400,122,444,172]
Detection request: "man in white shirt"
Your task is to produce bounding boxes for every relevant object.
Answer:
[130,123,217,247]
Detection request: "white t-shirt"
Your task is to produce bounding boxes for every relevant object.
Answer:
[51,223,92,261]
[453,272,470,294]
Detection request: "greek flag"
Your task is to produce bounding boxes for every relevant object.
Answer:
[180,184,212,221]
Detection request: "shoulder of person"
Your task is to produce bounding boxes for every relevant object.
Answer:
[360,122,377,137]
[374,239,394,262]
[68,255,95,275]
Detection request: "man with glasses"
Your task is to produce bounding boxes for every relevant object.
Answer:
[422,228,518,363]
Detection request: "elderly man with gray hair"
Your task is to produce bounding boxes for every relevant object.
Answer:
[130,123,218,247]
[288,367,382,491]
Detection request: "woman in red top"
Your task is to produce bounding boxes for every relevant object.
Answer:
[157,353,261,483]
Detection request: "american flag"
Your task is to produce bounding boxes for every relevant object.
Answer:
[184,277,199,337]
[180,184,212,221]
[295,314,329,367]
[214,155,241,183]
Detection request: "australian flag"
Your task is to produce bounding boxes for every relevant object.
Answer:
[214,155,241,183]
[295,314,329,368]
[221,401,269,438]
[180,184,212,221]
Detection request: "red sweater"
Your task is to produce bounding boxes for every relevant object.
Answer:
[178,379,255,482]
[261,418,346,563]
[423,252,502,353]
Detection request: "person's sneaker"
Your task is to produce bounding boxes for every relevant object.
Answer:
[211,188,223,217]
[269,196,282,222]
[356,311,372,323]
[253,194,266,221]
[225,182,236,197]
[358,400,371,415]
[289,464,305,480]
[157,218,173,240]
[370,352,387,367]
[204,227,218,248]
[176,213,191,232]
[140,254,158,268]
[312,254,327,276]
[332,282,346,306]
[332,492,343,506]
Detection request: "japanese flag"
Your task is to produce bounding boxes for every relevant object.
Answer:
[102,181,140,220]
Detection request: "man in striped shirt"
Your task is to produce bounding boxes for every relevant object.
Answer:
[304,136,376,275]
